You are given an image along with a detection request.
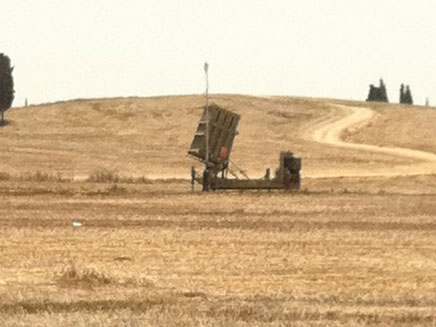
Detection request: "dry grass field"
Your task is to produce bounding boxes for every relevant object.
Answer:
[1,95,436,326]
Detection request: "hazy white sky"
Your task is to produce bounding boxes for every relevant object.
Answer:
[2,0,436,106]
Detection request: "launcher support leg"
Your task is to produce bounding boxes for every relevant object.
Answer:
[202,168,211,192]
[191,166,196,193]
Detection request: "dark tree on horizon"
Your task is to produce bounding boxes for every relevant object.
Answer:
[377,79,388,102]
[400,83,413,105]
[366,79,388,103]
[404,85,413,105]
[0,53,14,125]
[399,84,405,104]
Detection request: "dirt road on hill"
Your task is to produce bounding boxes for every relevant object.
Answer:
[311,104,436,177]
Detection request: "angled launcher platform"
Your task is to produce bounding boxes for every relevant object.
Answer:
[188,104,240,169]
[188,104,301,191]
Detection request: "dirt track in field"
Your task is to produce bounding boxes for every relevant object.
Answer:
[311,103,436,177]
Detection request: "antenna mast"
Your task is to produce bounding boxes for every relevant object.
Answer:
[204,62,209,167]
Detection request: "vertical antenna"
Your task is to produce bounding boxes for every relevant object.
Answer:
[204,62,209,167]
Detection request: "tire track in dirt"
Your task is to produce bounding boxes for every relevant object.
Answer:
[311,104,436,177]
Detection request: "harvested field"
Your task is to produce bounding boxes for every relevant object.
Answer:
[1,95,436,326]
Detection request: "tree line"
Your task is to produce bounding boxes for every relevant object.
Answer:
[366,79,414,105]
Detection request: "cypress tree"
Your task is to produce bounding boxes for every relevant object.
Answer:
[366,79,389,103]
[366,85,376,102]
[379,79,388,102]
[0,53,14,125]
[400,84,405,104]
[405,85,413,105]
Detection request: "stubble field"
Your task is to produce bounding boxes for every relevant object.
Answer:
[1,95,436,326]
